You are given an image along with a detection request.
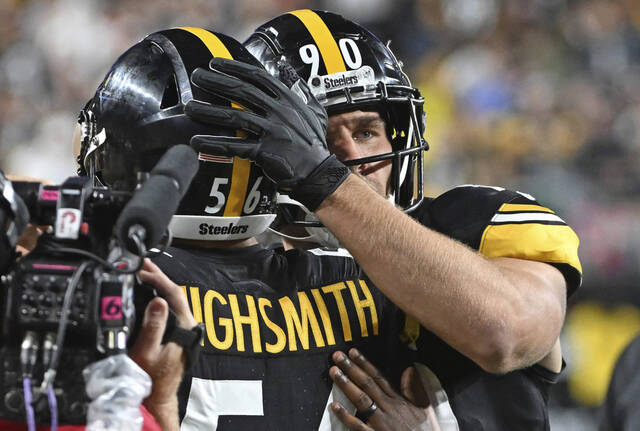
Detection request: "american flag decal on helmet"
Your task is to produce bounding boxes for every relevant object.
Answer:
[198,152,233,163]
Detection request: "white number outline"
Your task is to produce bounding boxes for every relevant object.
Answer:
[205,177,229,214]
[299,38,364,75]
[243,176,263,214]
[338,38,362,69]
[181,379,352,430]
[299,44,320,77]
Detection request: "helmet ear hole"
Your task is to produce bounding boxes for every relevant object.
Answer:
[160,75,180,109]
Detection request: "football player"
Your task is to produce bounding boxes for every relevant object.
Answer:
[182,10,583,430]
[76,27,433,430]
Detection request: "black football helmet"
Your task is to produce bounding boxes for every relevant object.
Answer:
[244,9,428,213]
[76,28,277,241]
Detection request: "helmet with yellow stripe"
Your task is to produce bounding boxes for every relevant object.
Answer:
[245,9,427,212]
[76,28,277,241]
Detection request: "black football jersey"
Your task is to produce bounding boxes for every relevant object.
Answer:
[600,335,640,431]
[404,185,582,430]
[152,244,406,431]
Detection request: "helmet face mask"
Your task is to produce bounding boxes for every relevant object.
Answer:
[78,28,278,241]
[245,9,428,245]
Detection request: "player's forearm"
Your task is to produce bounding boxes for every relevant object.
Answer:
[145,397,180,431]
[316,175,563,372]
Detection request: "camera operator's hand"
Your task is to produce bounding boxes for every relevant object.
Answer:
[186,58,350,211]
[136,259,197,330]
[129,259,198,431]
[16,224,44,256]
[6,174,52,256]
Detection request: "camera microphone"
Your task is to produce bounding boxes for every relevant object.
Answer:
[115,145,198,251]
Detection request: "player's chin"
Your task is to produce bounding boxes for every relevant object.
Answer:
[366,177,389,199]
[352,169,389,198]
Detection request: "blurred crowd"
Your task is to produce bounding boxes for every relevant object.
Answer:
[1,0,639,429]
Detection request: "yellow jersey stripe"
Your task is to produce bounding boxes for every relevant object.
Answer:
[498,203,555,214]
[479,223,582,273]
[289,9,346,74]
[179,27,251,217]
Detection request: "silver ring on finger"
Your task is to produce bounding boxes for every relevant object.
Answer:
[355,401,378,423]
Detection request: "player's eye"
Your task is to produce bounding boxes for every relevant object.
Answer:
[353,130,374,141]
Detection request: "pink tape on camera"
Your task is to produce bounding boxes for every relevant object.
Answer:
[40,190,59,201]
[101,296,123,320]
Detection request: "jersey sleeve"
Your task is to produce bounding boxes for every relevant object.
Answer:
[427,185,582,296]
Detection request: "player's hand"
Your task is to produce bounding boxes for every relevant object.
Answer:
[330,348,439,431]
[16,225,43,256]
[137,258,197,330]
[4,174,51,257]
[185,57,350,210]
[129,259,197,431]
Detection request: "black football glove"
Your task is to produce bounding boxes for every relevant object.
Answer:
[185,57,350,211]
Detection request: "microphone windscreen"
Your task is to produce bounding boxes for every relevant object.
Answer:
[150,145,199,192]
[115,175,181,249]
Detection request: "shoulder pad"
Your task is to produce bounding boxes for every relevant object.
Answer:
[428,185,582,295]
[283,247,361,288]
[427,185,526,245]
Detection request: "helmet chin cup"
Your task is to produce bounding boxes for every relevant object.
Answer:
[304,216,341,250]
[269,194,341,249]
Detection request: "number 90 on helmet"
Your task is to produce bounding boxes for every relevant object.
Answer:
[244,9,428,212]
[76,28,277,241]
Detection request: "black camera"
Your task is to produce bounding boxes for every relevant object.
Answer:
[0,144,197,425]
